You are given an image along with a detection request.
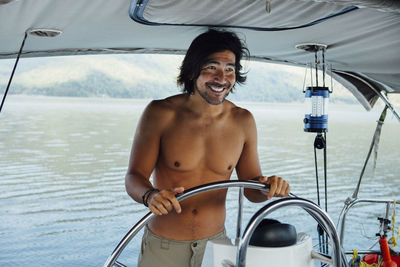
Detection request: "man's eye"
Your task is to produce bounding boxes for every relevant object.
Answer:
[226,67,235,72]
[206,66,216,70]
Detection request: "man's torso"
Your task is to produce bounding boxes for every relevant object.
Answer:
[148,94,249,240]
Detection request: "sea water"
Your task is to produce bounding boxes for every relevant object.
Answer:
[1,96,399,266]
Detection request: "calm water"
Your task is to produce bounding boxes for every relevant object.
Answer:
[0,96,399,267]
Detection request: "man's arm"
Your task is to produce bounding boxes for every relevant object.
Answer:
[125,100,183,215]
[235,110,290,202]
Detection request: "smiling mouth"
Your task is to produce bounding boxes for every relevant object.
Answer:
[207,82,230,93]
[209,86,224,92]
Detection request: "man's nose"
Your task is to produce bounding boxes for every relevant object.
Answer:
[214,69,226,82]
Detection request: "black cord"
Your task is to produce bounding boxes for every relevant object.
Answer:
[314,132,329,256]
[314,145,321,206]
[323,132,328,213]
[0,32,28,113]
[323,132,329,254]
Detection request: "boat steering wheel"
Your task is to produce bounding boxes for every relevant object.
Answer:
[104,180,346,267]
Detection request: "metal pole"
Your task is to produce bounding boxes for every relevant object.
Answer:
[0,32,28,113]
[236,187,244,239]
[315,51,319,87]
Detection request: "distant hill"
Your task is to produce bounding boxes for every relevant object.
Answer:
[0,54,357,103]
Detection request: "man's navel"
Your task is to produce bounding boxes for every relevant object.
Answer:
[174,161,180,167]
[192,209,198,215]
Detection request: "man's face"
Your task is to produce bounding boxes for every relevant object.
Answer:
[194,50,236,105]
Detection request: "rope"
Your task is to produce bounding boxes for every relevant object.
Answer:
[358,262,380,267]
[351,250,381,267]
[352,249,358,265]
[352,106,388,198]
[389,200,399,248]
[313,133,329,255]
[351,250,384,267]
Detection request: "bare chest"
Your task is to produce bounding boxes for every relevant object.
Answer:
[159,116,245,175]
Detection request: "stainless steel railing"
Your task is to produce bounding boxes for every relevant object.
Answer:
[338,197,400,245]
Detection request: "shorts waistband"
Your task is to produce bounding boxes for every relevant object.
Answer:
[144,225,226,244]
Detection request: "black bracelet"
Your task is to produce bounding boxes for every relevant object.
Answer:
[142,188,159,207]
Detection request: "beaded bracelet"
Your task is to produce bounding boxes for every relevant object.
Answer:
[142,188,160,207]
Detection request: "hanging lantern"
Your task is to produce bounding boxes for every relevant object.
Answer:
[304,86,330,132]
[296,43,331,133]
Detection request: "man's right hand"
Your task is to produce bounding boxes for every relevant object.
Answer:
[148,187,184,215]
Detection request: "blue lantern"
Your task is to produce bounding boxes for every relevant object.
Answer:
[304,86,330,132]
[296,43,330,133]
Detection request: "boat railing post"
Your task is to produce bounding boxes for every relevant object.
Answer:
[385,202,390,219]
[236,187,244,239]
[339,198,357,245]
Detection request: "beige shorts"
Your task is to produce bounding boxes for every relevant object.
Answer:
[137,226,229,267]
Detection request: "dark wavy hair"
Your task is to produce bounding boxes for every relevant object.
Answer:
[177,29,250,94]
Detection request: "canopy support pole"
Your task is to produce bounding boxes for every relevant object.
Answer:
[0,32,28,113]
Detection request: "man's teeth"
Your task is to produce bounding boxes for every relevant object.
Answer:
[210,86,224,92]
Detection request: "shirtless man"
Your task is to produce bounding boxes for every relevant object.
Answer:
[125,29,290,267]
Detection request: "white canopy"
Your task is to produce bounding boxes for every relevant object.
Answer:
[0,0,399,110]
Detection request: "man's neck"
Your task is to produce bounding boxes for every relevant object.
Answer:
[187,91,227,118]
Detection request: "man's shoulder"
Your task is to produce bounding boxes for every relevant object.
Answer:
[146,94,186,112]
[142,94,187,125]
[225,103,257,138]
[228,102,254,122]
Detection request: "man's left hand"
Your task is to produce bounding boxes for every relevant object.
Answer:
[256,175,290,200]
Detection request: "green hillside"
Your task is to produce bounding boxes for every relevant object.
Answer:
[0,54,357,103]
